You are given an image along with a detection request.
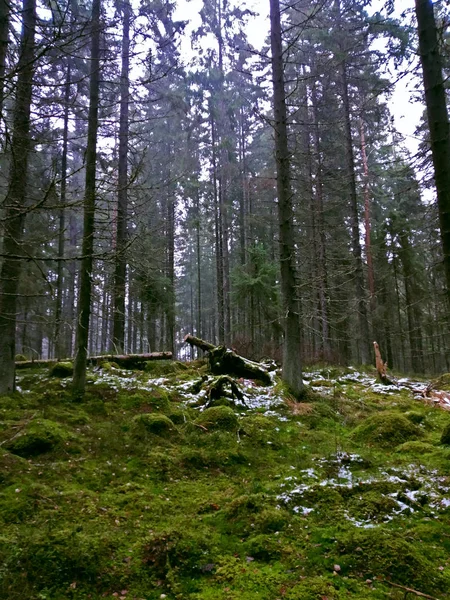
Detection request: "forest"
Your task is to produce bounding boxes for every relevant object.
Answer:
[0,0,449,397]
[1,2,450,598]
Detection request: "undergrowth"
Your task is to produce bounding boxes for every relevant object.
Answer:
[0,363,449,599]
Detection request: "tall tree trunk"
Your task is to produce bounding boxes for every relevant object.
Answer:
[112,0,130,353]
[0,0,36,394]
[359,119,375,306]
[269,0,303,396]
[340,61,371,364]
[54,61,71,358]
[415,0,450,308]
[311,83,331,360]
[398,231,425,373]
[211,111,225,343]
[0,0,10,112]
[72,0,101,399]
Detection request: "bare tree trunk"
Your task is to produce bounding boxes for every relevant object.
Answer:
[359,119,375,306]
[269,0,303,396]
[54,61,71,358]
[72,0,101,399]
[415,0,450,308]
[112,0,130,353]
[0,0,36,394]
[211,110,225,343]
[311,83,331,360]
[340,61,371,364]
[0,0,10,112]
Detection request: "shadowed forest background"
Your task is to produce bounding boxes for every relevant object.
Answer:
[0,0,449,390]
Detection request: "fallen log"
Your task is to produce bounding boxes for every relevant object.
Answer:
[184,334,272,385]
[15,352,172,370]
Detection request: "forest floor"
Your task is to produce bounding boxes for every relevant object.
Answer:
[1,360,450,600]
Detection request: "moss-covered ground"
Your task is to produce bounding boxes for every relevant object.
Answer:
[1,362,450,599]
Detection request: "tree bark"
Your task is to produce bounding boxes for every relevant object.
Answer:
[112,0,131,354]
[0,0,36,394]
[415,0,450,308]
[269,0,303,396]
[72,0,101,399]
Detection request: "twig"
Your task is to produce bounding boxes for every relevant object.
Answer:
[381,580,441,600]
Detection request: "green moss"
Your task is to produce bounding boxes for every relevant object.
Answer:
[350,411,422,447]
[441,422,450,445]
[118,389,171,412]
[405,410,426,424]
[284,576,340,600]
[243,534,282,561]
[132,413,176,437]
[15,354,27,362]
[396,440,437,454]
[195,406,239,431]
[337,529,449,592]
[49,362,73,378]
[3,418,74,457]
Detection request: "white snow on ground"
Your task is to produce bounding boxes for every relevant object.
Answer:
[277,454,450,527]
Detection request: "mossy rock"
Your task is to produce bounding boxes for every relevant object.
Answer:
[132,413,176,437]
[49,362,73,378]
[350,411,422,447]
[4,418,72,457]
[194,406,238,431]
[440,422,450,445]
[396,440,436,454]
[15,354,27,362]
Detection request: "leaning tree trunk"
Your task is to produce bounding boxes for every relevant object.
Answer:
[0,0,36,394]
[112,0,130,354]
[72,0,101,399]
[269,0,303,396]
[415,0,450,310]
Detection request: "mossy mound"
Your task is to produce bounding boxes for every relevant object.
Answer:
[4,418,72,457]
[440,422,450,445]
[350,411,422,447]
[243,534,282,561]
[98,361,120,371]
[404,410,426,424]
[433,373,450,392]
[337,529,449,592]
[49,362,73,378]
[132,413,176,437]
[194,406,239,431]
[144,360,188,376]
[15,354,27,362]
[396,440,436,454]
[119,390,170,413]
[141,527,213,577]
